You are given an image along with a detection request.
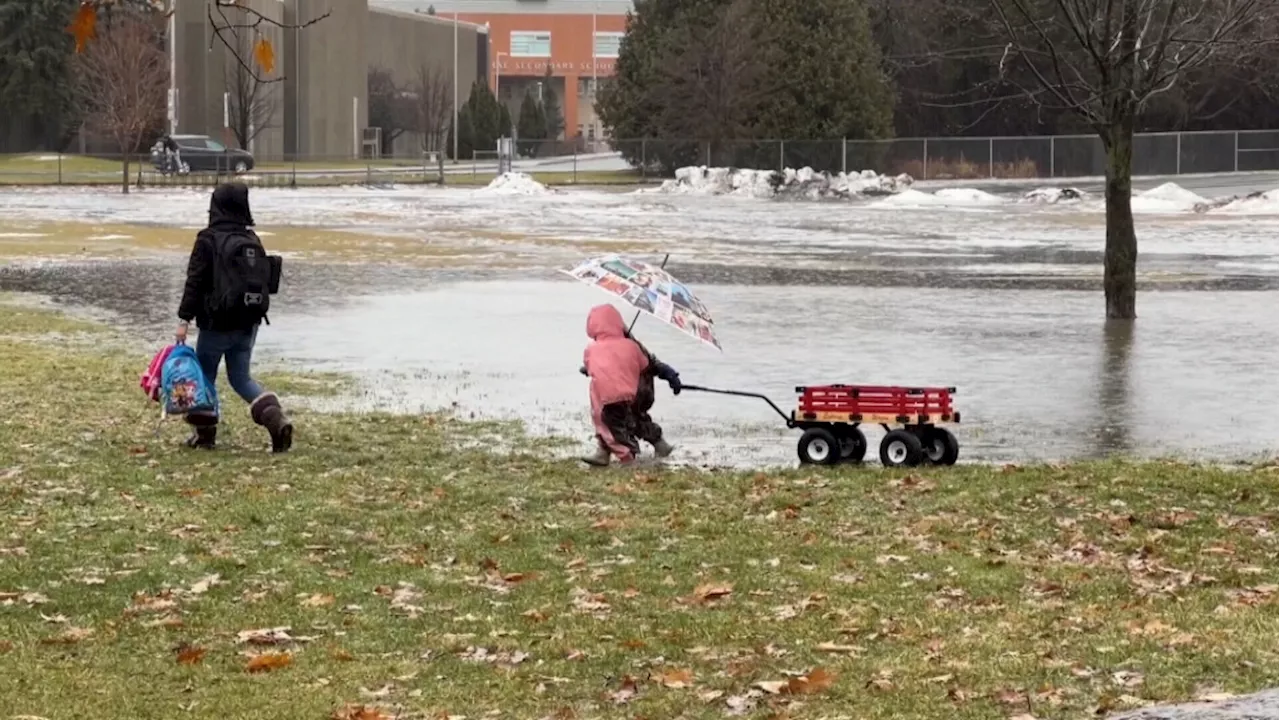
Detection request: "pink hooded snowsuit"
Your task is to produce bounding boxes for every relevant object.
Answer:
[583,304,650,460]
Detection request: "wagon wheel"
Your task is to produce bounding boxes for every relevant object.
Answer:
[921,427,960,466]
[797,428,841,466]
[831,425,867,463]
[879,429,924,468]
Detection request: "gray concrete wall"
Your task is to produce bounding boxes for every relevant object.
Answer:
[367,7,482,158]
[286,0,368,160]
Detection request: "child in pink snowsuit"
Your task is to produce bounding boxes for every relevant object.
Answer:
[581,304,650,466]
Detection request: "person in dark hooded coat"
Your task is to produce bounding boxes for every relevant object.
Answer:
[175,182,292,452]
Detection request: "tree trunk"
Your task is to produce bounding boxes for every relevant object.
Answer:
[1101,117,1137,319]
[121,153,130,195]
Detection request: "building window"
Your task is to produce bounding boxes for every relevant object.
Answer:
[510,31,551,58]
[593,32,623,58]
[577,77,597,98]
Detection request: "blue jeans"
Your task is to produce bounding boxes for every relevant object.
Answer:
[195,327,264,404]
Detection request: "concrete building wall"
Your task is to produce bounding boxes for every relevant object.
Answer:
[171,0,488,161]
[367,8,482,158]
[285,0,368,159]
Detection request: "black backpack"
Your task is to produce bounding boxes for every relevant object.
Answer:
[209,230,281,325]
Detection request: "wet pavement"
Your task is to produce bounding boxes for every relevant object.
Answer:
[0,181,1276,466]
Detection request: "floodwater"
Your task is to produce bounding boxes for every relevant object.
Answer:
[0,178,1276,466]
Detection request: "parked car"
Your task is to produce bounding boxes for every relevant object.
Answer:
[150,134,255,175]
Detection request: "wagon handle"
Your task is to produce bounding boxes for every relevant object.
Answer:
[680,384,794,427]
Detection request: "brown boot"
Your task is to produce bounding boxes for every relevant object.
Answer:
[250,393,293,453]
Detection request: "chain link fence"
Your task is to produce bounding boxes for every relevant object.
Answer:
[1,130,1274,187]
[611,130,1279,180]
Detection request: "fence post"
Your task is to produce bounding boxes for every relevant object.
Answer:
[640,139,647,181]
[290,156,296,189]
[778,140,784,172]
[573,148,578,184]
[1049,137,1055,178]
[988,137,994,178]
[57,153,63,185]
[705,142,711,168]
[922,138,929,180]
[1175,132,1182,175]
[841,138,847,175]
[1233,131,1239,172]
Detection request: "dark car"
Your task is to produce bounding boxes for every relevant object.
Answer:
[152,134,255,175]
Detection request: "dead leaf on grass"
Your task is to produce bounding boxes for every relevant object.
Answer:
[187,573,221,595]
[41,626,92,644]
[609,675,639,704]
[300,593,336,607]
[330,647,355,661]
[815,641,861,654]
[175,643,206,665]
[787,667,836,694]
[331,703,386,720]
[245,652,292,673]
[654,668,695,688]
[691,582,733,604]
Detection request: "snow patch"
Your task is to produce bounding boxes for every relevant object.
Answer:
[86,234,133,240]
[652,166,913,199]
[0,232,49,238]
[873,187,1002,208]
[1021,187,1088,204]
[1131,182,1209,213]
[1198,188,1279,215]
[477,172,554,196]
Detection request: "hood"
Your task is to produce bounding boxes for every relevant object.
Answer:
[208,182,254,227]
[586,304,626,340]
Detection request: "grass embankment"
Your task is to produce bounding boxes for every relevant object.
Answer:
[0,301,1275,719]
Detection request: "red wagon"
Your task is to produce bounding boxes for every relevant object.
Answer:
[683,383,961,468]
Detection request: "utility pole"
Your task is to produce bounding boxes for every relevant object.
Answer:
[452,11,459,162]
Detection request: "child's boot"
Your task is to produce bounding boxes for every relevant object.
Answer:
[582,440,611,467]
[653,438,675,458]
[250,392,294,453]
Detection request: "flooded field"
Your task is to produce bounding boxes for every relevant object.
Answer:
[1,177,1276,465]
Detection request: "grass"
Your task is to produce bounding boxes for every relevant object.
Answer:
[0,301,1276,720]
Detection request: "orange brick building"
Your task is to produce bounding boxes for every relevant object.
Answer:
[377,1,631,145]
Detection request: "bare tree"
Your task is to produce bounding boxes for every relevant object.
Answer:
[410,64,454,154]
[988,0,1277,319]
[74,12,167,194]
[225,55,277,151]
[72,1,329,84]
[368,67,414,156]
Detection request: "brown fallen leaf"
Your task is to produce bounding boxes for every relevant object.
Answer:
[187,574,221,595]
[522,609,548,622]
[142,614,184,629]
[245,652,292,673]
[330,647,355,662]
[41,626,92,644]
[609,675,639,704]
[503,572,536,584]
[237,627,297,645]
[301,593,336,607]
[175,644,206,665]
[591,517,623,530]
[692,582,733,604]
[787,667,836,695]
[654,668,695,689]
[331,704,386,720]
[815,641,861,654]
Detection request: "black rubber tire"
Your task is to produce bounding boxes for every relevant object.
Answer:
[922,427,960,466]
[831,425,867,463]
[797,428,841,466]
[879,429,924,468]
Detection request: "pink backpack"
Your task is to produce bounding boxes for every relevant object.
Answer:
[140,344,176,402]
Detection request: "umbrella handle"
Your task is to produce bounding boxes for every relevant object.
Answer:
[627,253,670,335]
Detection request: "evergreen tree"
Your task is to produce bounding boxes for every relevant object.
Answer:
[541,66,564,140]
[0,0,81,152]
[516,90,547,157]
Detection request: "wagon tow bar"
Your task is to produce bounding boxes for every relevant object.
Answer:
[679,384,796,428]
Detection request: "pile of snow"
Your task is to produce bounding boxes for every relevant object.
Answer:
[874,187,1003,208]
[653,166,913,199]
[477,172,553,196]
[1197,188,1280,215]
[1131,182,1208,213]
[1021,187,1088,204]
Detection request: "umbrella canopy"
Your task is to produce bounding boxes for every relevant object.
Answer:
[561,255,721,350]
